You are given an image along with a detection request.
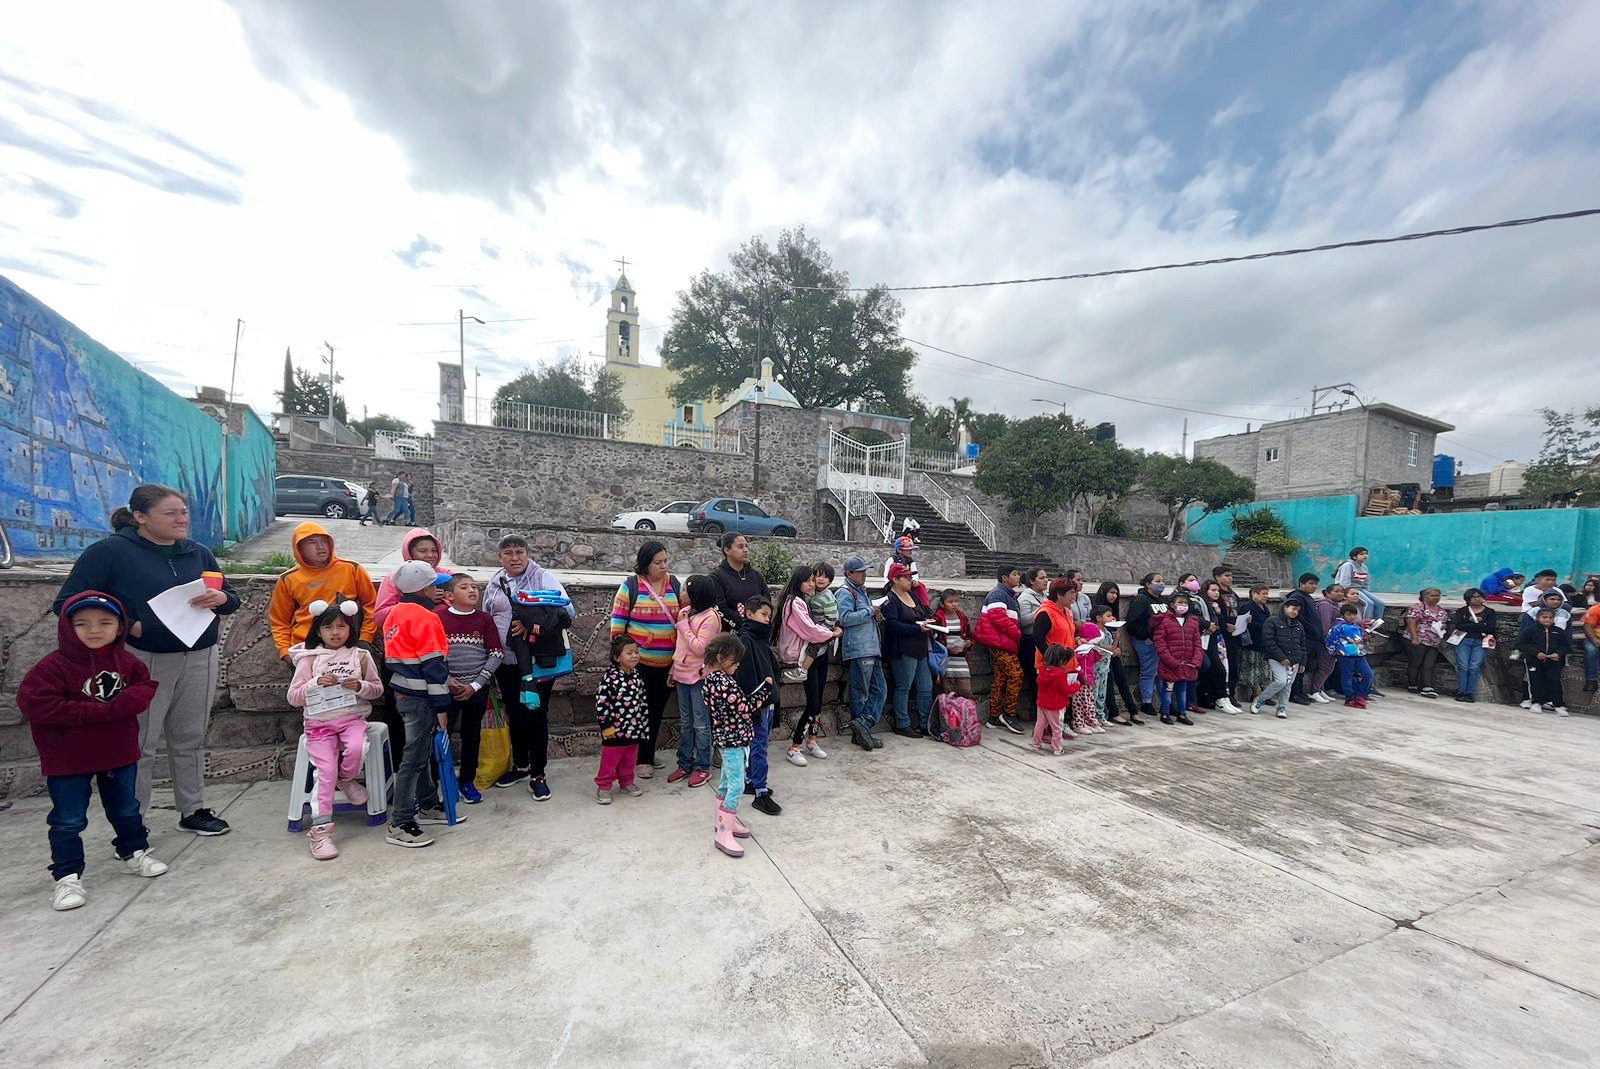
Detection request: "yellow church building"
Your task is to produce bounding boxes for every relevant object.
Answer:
[604,270,796,449]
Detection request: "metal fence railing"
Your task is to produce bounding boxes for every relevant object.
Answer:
[373,429,434,460]
[490,400,612,439]
[662,421,742,454]
[908,447,962,472]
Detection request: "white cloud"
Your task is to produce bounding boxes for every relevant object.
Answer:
[0,0,1594,467]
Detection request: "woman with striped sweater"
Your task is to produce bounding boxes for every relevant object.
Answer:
[609,541,682,778]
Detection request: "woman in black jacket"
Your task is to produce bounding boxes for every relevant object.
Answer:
[709,532,767,627]
[882,564,934,737]
[1450,588,1498,702]
[52,484,239,836]
[1125,573,1167,714]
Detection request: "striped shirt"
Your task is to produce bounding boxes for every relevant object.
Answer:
[609,575,682,669]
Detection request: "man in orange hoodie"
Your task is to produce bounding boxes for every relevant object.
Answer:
[268,522,379,661]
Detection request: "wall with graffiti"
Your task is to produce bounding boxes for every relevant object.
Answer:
[0,274,276,557]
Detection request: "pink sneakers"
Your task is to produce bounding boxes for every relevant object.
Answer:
[308,824,338,860]
[339,779,369,806]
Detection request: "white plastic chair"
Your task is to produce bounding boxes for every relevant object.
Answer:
[285,721,394,832]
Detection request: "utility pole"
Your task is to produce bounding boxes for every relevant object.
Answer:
[219,318,243,543]
[459,309,484,422]
[1181,417,1188,458]
[322,342,335,420]
[752,275,766,496]
[474,368,481,426]
[228,319,243,402]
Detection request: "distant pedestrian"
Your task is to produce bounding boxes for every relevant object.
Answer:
[359,480,383,525]
[385,470,412,525]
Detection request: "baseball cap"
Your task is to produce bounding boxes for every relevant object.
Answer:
[66,593,124,619]
[842,554,868,574]
[393,560,439,594]
[432,572,454,588]
[888,562,915,581]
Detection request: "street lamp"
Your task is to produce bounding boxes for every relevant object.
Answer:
[459,309,484,421]
[1031,396,1068,415]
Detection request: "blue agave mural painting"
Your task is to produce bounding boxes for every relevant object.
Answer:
[0,274,276,557]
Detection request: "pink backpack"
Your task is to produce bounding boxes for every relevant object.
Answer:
[931,693,982,747]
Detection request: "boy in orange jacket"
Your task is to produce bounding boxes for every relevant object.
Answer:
[268,522,379,660]
[382,560,458,848]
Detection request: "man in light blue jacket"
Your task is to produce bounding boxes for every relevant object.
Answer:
[837,555,887,752]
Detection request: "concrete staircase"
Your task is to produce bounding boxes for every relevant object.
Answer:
[876,492,1066,579]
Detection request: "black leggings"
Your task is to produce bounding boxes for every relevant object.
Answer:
[497,664,553,777]
[1105,656,1138,718]
[1018,635,1039,712]
[793,649,831,745]
[448,688,489,783]
[636,663,674,766]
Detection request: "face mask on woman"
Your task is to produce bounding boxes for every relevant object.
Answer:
[1183,579,1200,592]
[1151,583,1167,595]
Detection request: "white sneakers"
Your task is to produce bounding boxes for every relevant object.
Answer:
[789,742,829,766]
[1519,699,1534,709]
[1215,699,1243,715]
[1555,706,1570,718]
[121,849,168,878]
[52,874,86,911]
[804,741,828,759]
[1310,692,1333,704]
[785,749,808,767]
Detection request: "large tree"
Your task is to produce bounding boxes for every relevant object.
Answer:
[1139,453,1256,540]
[660,228,915,410]
[274,360,346,423]
[493,355,628,428]
[975,415,1140,534]
[1521,404,1600,506]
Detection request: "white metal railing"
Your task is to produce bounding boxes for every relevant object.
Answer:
[662,420,742,454]
[826,429,906,494]
[908,470,955,520]
[372,429,434,460]
[908,447,962,472]
[826,487,895,544]
[953,495,998,550]
[491,400,612,439]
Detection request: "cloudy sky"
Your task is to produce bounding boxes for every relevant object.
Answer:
[3,0,1597,467]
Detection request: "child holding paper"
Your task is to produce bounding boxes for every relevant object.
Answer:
[287,596,384,859]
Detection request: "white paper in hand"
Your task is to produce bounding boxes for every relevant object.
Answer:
[1230,614,1250,637]
[306,684,359,718]
[146,579,215,648]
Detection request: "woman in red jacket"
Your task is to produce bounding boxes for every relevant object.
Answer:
[1151,590,1203,725]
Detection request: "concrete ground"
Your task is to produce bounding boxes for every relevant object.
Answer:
[2,694,1597,1068]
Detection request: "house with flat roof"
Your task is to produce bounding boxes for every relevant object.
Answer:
[1193,403,1455,500]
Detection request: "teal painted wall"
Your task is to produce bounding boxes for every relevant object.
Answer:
[1189,496,1600,593]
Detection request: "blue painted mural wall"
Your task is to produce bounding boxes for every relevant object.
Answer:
[0,275,276,557]
[1188,496,1600,593]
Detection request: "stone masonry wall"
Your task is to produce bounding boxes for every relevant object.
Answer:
[436,519,966,579]
[1010,534,1225,584]
[0,570,1588,800]
[430,420,813,536]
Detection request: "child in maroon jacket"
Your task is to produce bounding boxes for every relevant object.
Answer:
[18,591,167,912]
[1151,590,1204,725]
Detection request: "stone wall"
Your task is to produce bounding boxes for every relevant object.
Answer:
[436,519,966,579]
[430,420,811,534]
[0,569,1589,800]
[277,445,436,525]
[1010,534,1226,584]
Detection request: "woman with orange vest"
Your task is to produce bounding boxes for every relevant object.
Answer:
[1032,579,1102,734]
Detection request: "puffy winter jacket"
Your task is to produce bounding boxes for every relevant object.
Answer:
[1151,612,1203,682]
[1262,612,1309,664]
[382,595,451,709]
[269,521,379,655]
[975,584,1022,653]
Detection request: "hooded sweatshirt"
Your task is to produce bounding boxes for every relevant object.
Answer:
[373,527,455,628]
[286,642,384,722]
[19,592,158,777]
[268,521,379,656]
[52,527,239,653]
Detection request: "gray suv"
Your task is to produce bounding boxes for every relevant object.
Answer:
[274,475,359,519]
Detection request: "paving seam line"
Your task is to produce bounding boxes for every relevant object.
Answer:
[746,834,931,1066]
[0,783,257,1033]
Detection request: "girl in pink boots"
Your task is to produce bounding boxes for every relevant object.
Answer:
[287,597,383,859]
[702,634,774,858]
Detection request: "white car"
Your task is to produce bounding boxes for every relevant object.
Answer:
[610,500,699,532]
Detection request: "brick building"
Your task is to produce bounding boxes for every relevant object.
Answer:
[1194,404,1454,501]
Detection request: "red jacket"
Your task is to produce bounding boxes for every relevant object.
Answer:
[1152,611,1204,682]
[975,585,1022,653]
[19,591,157,777]
[1037,665,1075,710]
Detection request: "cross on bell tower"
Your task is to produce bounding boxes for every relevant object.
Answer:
[606,257,639,364]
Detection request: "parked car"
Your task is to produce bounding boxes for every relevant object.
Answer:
[610,500,700,532]
[687,498,797,537]
[274,475,359,519]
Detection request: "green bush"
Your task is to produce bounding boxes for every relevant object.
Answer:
[219,550,295,575]
[1093,504,1131,538]
[749,540,795,587]
[1229,507,1301,558]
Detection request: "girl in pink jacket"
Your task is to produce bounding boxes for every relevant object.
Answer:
[669,575,724,788]
[287,597,384,859]
[776,565,842,768]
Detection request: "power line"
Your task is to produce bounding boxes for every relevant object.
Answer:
[902,337,1262,421]
[804,208,1600,293]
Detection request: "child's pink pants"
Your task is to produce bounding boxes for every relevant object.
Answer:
[595,744,638,790]
[305,715,367,825]
[1033,707,1066,750]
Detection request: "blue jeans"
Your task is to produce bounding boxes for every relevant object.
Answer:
[46,763,148,880]
[392,694,441,824]
[892,655,934,731]
[1585,637,1598,683]
[1133,638,1159,705]
[1159,679,1193,717]
[674,681,712,773]
[385,500,408,524]
[846,657,888,729]
[746,706,774,795]
[1454,638,1486,696]
[1339,656,1373,699]
[1356,589,1386,622]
